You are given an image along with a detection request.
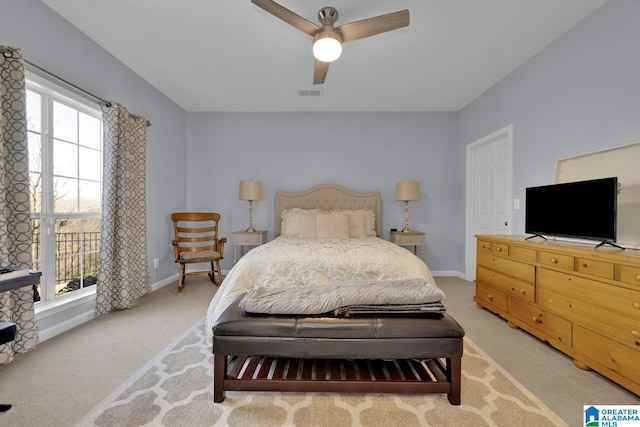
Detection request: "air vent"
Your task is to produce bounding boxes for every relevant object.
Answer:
[298,89,323,97]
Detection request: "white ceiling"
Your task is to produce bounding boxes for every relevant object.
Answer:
[41,0,607,112]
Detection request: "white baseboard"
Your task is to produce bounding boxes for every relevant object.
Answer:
[38,310,96,342]
[431,270,470,281]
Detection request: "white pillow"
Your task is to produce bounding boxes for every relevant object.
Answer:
[330,208,376,237]
[316,211,349,238]
[281,208,319,237]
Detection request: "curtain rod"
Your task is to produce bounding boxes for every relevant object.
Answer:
[2,47,151,127]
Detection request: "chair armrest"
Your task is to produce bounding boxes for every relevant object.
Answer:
[171,240,180,261]
[216,237,227,258]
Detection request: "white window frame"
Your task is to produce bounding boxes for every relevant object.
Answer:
[26,72,103,312]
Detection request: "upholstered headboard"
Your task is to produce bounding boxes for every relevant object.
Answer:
[275,184,382,236]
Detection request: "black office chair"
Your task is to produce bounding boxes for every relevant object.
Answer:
[0,322,17,412]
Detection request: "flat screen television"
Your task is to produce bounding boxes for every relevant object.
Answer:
[525,177,620,248]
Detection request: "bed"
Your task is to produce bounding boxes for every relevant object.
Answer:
[206,184,464,403]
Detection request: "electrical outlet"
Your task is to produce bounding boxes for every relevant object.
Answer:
[153,258,159,268]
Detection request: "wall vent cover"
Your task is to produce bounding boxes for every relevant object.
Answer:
[298,89,323,97]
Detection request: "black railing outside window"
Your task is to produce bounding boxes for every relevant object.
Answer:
[32,231,100,300]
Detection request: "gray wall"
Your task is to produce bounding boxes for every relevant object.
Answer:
[458,0,640,236]
[2,0,188,283]
[186,112,460,273]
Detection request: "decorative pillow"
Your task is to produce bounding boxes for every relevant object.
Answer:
[330,208,376,237]
[281,208,319,237]
[316,211,349,238]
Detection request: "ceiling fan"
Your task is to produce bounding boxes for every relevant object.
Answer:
[251,0,410,84]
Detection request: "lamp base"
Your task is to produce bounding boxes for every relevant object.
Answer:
[245,225,256,233]
[401,226,413,233]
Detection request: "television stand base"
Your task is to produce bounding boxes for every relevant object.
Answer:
[595,240,625,250]
[525,234,547,241]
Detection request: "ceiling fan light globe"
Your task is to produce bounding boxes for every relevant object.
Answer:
[313,33,342,62]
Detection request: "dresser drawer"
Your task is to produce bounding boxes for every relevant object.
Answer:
[577,257,614,280]
[619,265,640,288]
[393,234,423,246]
[477,252,535,284]
[477,240,508,255]
[477,240,492,253]
[477,266,535,303]
[233,233,266,246]
[538,268,640,319]
[575,325,640,386]
[475,282,508,312]
[509,297,572,346]
[538,251,574,271]
[539,288,640,350]
[509,246,536,263]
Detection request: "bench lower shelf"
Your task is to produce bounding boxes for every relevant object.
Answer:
[213,354,461,404]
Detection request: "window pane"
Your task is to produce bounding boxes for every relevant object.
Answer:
[26,90,41,132]
[82,218,101,281]
[28,132,42,213]
[53,101,78,143]
[32,219,42,302]
[53,139,78,178]
[29,172,42,212]
[53,177,78,213]
[28,131,42,174]
[79,180,101,213]
[79,112,101,150]
[27,78,103,304]
[79,146,100,181]
[54,218,100,297]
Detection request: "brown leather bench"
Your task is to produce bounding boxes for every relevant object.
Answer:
[212,297,465,404]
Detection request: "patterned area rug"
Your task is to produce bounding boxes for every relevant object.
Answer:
[75,317,568,427]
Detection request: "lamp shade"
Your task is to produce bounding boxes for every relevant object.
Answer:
[396,180,420,201]
[239,180,263,201]
[313,30,343,62]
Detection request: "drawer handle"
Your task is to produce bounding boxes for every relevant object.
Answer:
[582,263,588,268]
[633,302,640,310]
[550,258,558,264]
[635,274,640,282]
[496,247,502,252]
[632,330,640,338]
[488,294,493,301]
[520,289,526,295]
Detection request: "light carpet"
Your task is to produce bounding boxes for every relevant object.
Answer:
[75,317,568,427]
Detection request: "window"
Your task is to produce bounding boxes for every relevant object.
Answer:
[26,73,103,303]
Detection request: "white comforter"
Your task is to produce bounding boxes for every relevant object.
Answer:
[205,235,437,345]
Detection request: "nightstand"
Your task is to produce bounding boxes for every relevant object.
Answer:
[390,231,426,261]
[232,230,267,263]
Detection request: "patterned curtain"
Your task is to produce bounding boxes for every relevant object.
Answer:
[0,46,38,363]
[95,102,151,315]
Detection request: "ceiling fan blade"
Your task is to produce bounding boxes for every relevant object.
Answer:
[251,0,321,36]
[337,10,409,43]
[313,60,330,85]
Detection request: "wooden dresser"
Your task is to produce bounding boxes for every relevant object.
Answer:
[474,235,640,395]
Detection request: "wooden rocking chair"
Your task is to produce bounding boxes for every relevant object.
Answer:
[171,212,226,291]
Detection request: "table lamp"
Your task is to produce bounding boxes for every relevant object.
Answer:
[239,180,263,232]
[396,180,420,232]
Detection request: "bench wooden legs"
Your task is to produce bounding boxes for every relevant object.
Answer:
[213,354,462,405]
[213,354,226,403]
[447,357,462,405]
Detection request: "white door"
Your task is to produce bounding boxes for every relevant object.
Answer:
[465,125,513,280]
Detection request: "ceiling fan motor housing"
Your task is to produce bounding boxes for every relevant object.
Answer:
[318,7,339,27]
